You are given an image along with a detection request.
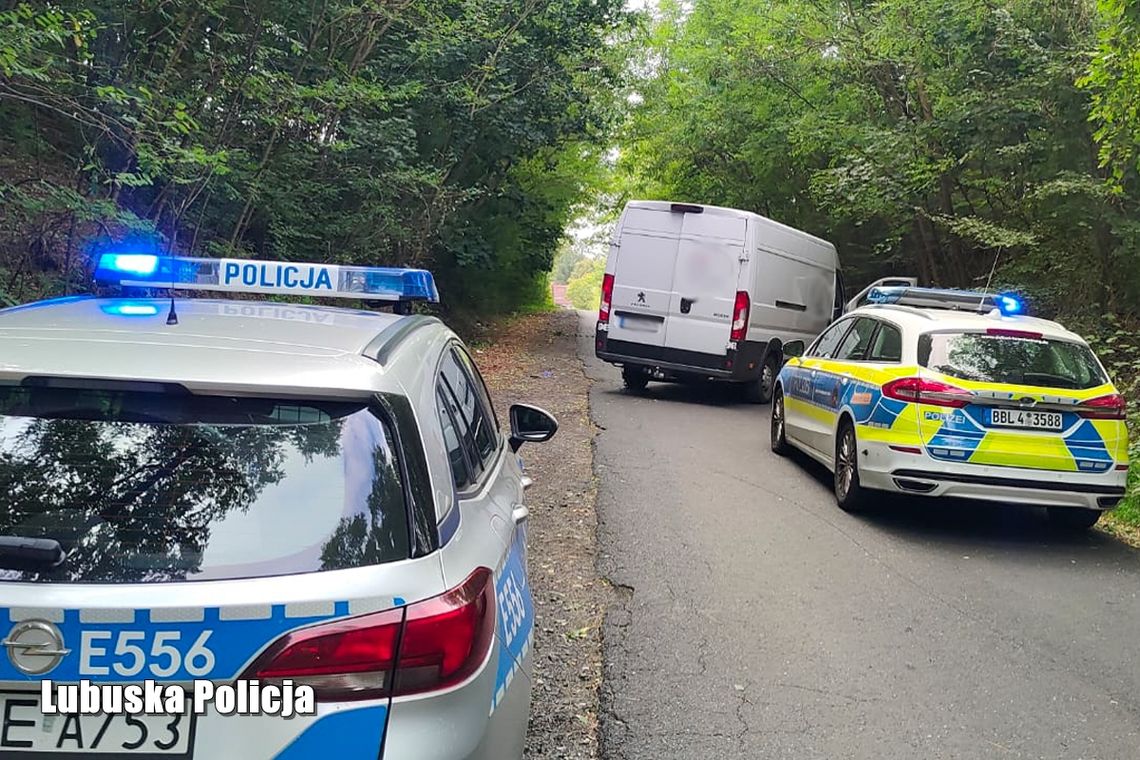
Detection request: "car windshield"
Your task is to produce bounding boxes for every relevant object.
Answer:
[918,332,1109,390]
[0,386,409,583]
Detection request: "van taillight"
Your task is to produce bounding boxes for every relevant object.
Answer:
[731,291,750,342]
[599,274,615,324]
[242,568,495,701]
[1078,393,1126,420]
[882,377,972,408]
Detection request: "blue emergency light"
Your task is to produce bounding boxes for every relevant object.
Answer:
[866,286,1026,316]
[94,254,439,303]
[995,293,1023,315]
[100,302,161,317]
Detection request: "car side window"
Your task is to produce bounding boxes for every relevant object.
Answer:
[833,318,878,361]
[455,347,501,433]
[438,348,497,481]
[809,319,852,358]
[867,323,903,363]
[437,387,473,489]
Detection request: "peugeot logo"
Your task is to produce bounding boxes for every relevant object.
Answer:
[637,292,646,304]
[3,620,70,675]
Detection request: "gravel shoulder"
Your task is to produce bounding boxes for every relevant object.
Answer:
[474,308,610,759]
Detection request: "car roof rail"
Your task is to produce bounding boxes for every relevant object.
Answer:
[860,303,937,320]
[365,314,442,365]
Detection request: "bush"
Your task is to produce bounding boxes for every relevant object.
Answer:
[565,258,605,310]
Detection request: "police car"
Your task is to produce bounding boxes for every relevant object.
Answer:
[0,253,554,757]
[771,287,1129,529]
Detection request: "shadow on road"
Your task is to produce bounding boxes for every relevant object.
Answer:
[790,447,1136,560]
[599,379,758,408]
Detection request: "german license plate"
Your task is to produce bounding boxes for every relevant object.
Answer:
[0,693,193,756]
[989,408,1063,431]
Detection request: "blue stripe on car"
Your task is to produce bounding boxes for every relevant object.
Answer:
[490,525,534,715]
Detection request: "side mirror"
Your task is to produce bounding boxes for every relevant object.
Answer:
[783,340,805,359]
[509,404,558,452]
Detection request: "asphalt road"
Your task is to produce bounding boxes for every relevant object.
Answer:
[576,310,1140,760]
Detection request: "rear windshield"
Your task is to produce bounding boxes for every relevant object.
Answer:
[0,387,409,583]
[918,332,1108,390]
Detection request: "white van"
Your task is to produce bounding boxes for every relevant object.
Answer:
[594,200,842,402]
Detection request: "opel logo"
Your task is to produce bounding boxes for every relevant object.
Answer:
[3,620,70,675]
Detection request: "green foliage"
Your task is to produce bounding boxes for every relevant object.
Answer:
[565,256,605,310]
[619,0,1140,316]
[1083,0,1140,185]
[0,0,632,315]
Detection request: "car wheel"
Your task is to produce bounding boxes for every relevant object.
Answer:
[1046,507,1102,531]
[771,389,790,455]
[622,366,649,391]
[744,352,780,404]
[834,420,865,513]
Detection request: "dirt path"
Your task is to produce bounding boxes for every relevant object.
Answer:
[475,309,610,759]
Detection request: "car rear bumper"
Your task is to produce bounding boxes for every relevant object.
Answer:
[859,442,1128,509]
[595,327,766,381]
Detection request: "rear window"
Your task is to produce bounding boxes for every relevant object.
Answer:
[0,387,409,583]
[918,332,1109,390]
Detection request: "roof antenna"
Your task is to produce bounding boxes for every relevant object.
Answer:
[979,247,1003,312]
[166,289,179,325]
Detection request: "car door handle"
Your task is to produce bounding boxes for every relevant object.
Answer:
[512,505,529,525]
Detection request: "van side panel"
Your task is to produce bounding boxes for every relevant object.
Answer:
[748,219,837,346]
[663,212,747,355]
[604,207,682,348]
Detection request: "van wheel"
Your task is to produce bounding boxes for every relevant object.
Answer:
[1046,507,1102,531]
[744,353,780,404]
[834,421,865,513]
[771,389,790,455]
[622,366,649,391]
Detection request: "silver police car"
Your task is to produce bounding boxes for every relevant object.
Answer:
[0,255,554,758]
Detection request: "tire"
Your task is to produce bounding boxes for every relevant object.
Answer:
[622,366,649,391]
[743,351,780,404]
[771,388,790,455]
[834,420,866,513]
[1046,507,1102,531]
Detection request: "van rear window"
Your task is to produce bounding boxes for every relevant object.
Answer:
[0,387,410,583]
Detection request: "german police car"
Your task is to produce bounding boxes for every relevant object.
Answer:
[0,253,554,757]
[771,287,1129,529]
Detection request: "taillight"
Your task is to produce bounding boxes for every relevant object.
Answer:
[599,274,615,324]
[242,568,495,701]
[1078,393,1126,420]
[731,291,750,342]
[882,377,972,408]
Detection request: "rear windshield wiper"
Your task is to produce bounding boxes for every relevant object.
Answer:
[0,536,66,572]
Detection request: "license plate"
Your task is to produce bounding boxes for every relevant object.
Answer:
[0,693,193,756]
[989,408,1064,431]
[616,314,660,333]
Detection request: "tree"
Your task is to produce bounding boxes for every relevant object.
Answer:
[565,256,604,310]
[1084,0,1140,185]
[0,0,633,315]
[619,0,1140,319]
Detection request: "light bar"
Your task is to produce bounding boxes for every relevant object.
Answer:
[866,286,1026,316]
[94,255,439,303]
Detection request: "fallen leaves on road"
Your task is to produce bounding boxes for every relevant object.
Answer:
[477,310,610,760]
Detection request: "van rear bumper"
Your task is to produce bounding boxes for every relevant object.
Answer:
[595,328,765,381]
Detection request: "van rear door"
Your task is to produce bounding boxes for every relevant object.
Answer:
[606,206,683,348]
[663,209,747,355]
